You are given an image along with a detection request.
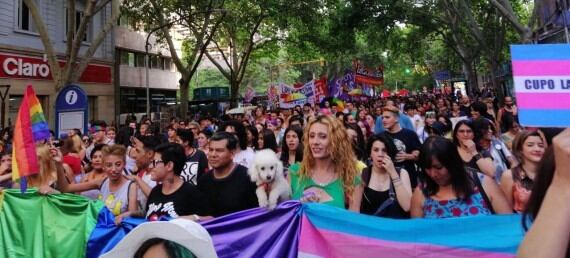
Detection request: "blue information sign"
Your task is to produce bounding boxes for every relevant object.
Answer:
[55,84,88,137]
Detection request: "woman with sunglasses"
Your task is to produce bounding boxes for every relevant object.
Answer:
[289,115,364,210]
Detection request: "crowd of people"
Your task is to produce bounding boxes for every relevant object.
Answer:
[0,92,568,256]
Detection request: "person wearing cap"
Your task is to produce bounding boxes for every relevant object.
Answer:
[85,120,112,162]
[142,143,211,222]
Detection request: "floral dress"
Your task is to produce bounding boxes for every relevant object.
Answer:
[423,190,491,218]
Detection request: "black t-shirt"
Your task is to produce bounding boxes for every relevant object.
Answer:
[198,165,259,217]
[460,105,471,118]
[145,182,211,220]
[381,128,422,188]
[181,149,209,185]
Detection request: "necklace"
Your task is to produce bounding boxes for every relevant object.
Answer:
[312,165,335,186]
[313,173,335,186]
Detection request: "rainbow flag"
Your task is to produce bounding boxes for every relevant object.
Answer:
[11,85,51,192]
[511,44,570,127]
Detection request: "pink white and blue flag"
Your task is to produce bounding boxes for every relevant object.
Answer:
[511,44,570,127]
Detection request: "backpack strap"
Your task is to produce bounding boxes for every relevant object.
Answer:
[470,168,495,214]
[371,167,401,216]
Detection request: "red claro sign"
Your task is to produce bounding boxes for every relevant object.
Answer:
[0,52,111,84]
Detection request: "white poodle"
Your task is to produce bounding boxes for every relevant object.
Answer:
[248,149,291,209]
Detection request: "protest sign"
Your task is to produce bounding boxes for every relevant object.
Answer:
[511,44,570,127]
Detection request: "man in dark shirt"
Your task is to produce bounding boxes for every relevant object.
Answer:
[177,129,208,185]
[380,106,422,189]
[144,143,211,221]
[460,95,472,118]
[198,132,258,217]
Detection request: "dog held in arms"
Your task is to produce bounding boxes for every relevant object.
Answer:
[248,149,291,209]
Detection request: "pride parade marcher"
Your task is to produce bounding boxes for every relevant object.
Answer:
[411,136,512,218]
[289,115,364,210]
[143,143,211,222]
[198,132,259,217]
[359,134,412,218]
[518,129,570,258]
[500,130,545,213]
[85,120,113,162]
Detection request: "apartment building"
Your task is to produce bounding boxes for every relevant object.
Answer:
[114,15,182,124]
[0,0,115,128]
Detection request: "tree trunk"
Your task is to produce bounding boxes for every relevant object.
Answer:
[230,79,240,108]
[488,58,504,99]
[462,60,477,96]
[180,77,190,119]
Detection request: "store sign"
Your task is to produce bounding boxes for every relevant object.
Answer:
[3,57,50,78]
[0,53,112,84]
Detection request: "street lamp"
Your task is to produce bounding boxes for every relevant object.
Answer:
[144,9,227,119]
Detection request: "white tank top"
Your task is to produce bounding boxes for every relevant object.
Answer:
[98,178,133,216]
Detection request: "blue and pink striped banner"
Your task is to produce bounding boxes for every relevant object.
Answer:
[298,203,522,258]
[511,44,570,127]
[89,201,524,257]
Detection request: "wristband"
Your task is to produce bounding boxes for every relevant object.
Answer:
[192,214,201,222]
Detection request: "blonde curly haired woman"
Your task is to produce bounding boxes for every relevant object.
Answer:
[13,143,74,194]
[288,115,364,211]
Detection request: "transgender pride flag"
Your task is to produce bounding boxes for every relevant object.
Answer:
[511,44,570,127]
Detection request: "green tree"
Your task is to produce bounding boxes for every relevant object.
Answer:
[122,0,225,119]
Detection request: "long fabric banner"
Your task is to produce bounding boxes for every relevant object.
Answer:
[0,190,524,258]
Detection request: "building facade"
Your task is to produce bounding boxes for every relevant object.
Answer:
[114,16,182,125]
[0,0,115,129]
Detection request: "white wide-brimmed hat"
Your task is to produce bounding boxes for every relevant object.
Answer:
[100,219,218,258]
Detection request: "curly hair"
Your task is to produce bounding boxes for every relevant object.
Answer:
[298,115,359,202]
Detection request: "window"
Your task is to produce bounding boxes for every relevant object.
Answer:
[120,51,135,67]
[17,0,38,32]
[163,58,172,71]
[65,8,92,42]
[135,53,146,67]
[150,55,163,69]
[118,14,137,30]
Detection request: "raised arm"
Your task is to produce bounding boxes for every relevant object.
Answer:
[518,129,570,258]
